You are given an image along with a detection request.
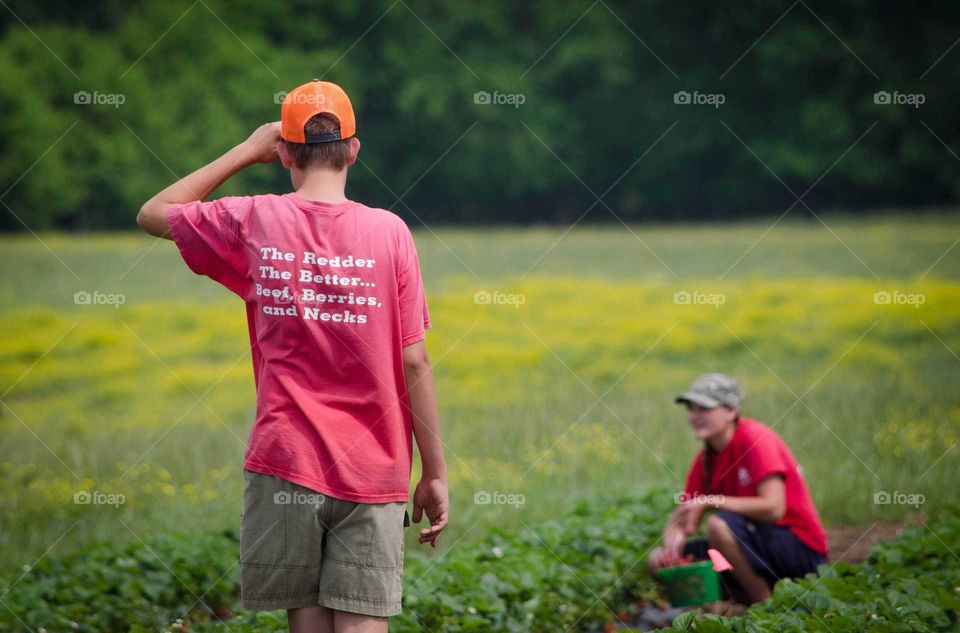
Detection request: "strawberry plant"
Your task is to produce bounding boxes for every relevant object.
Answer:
[2,493,959,633]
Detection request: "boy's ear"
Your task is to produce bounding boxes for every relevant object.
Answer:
[345,137,361,167]
[276,141,291,170]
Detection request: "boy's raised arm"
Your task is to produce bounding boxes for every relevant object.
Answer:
[136,122,281,239]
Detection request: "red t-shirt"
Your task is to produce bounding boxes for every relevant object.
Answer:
[167,192,431,503]
[682,418,828,556]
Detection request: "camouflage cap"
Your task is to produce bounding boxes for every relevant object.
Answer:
[675,373,743,410]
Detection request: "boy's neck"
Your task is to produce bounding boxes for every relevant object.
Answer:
[292,167,348,204]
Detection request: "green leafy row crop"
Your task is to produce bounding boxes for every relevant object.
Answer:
[158,490,674,633]
[0,530,239,632]
[668,512,960,632]
[3,492,958,632]
[0,492,672,633]
[386,492,673,632]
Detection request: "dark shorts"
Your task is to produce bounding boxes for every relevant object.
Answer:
[684,510,826,587]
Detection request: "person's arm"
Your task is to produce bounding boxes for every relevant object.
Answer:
[403,339,449,548]
[713,475,786,523]
[682,475,787,530]
[657,508,690,567]
[136,122,281,239]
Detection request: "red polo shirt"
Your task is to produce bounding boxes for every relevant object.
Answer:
[682,418,828,556]
[167,193,431,503]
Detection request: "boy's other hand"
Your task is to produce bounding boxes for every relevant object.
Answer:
[412,477,449,548]
[241,121,282,164]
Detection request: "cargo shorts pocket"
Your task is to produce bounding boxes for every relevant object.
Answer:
[240,469,325,609]
[316,500,406,617]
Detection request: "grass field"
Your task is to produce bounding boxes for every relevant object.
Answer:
[1,211,958,572]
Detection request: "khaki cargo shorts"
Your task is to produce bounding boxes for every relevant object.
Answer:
[239,469,409,617]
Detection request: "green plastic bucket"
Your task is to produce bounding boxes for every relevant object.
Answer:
[656,560,722,607]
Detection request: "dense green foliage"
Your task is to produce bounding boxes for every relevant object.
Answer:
[1,1,958,229]
[668,513,960,632]
[0,491,672,632]
[3,490,959,632]
[0,528,239,632]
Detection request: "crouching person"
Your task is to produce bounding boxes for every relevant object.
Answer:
[648,373,828,605]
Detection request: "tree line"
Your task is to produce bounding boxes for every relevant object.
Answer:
[1,0,958,230]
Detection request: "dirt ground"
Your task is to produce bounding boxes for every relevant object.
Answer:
[825,515,924,563]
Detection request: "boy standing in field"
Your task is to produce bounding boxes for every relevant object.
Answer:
[137,79,449,633]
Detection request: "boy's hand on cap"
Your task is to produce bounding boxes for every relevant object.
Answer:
[412,477,449,548]
[241,121,282,164]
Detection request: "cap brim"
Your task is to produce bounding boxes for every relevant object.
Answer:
[675,393,721,408]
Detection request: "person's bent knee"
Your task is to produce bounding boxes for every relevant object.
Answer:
[706,513,733,546]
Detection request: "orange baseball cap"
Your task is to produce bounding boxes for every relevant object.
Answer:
[280,79,356,143]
